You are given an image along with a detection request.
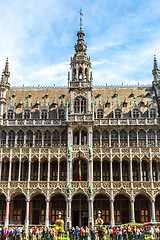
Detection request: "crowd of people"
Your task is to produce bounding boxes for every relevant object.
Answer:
[0,224,159,240]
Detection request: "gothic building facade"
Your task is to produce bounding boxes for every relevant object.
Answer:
[0,27,160,228]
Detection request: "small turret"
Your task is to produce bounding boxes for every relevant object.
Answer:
[152,55,160,83]
[0,58,11,118]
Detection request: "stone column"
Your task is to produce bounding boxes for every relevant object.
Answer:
[130,158,133,182]
[110,158,113,182]
[0,159,2,181]
[6,133,9,147]
[48,151,50,182]
[25,199,30,228]
[42,133,44,148]
[146,131,148,147]
[155,131,157,147]
[66,197,72,229]
[33,133,35,147]
[131,198,135,223]
[120,158,122,182]
[57,159,60,182]
[150,158,153,182]
[109,132,111,147]
[28,149,31,182]
[127,131,130,147]
[8,150,12,182]
[18,159,21,182]
[110,197,115,227]
[38,159,41,182]
[5,198,10,228]
[151,199,156,222]
[88,196,94,227]
[136,131,139,147]
[118,132,120,147]
[100,160,103,182]
[100,132,102,147]
[45,199,50,227]
[140,159,143,182]
[15,132,18,147]
[24,132,27,147]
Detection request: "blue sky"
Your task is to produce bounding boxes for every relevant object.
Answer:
[0,0,160,86]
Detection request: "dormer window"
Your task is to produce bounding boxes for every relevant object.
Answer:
[133,110,139,118]
[7,110,14,119]
[97,109,103,119]
[115,110,121,119]
[59,109,65,119]
[24,110,30,119]
[41,110,47,119]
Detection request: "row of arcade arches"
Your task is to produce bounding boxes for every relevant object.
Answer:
[0,193,160,226]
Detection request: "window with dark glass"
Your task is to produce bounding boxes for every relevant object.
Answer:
[120,130,127,147]
[132,160,139,181]
[113,161,120,181]
[115,110,121,119]
[102,130,109,147]
[111,130,118,147]
[129,130,137,147]
[97,109,103,119]
[147,129,155,147]
[133,110,139,118]
[93,161,101,181]
[24,110,30,119]
[41,110,47,119]
[59,109,65,119]
[138,130,146,147]
[150,109,156,118]
[7,110,14,119]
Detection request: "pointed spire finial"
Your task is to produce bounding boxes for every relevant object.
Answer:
[79,9,83,30]
[154,55,158,70]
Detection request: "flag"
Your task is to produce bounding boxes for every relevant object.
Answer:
[79,159,81,181]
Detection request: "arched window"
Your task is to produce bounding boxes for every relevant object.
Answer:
[50,160,58,181]
[102,130,109,147]
[7,110,14,119]
[1,131,6,147]
[93,161,101,181]
[93,130,100,146]
[142,160,149,181]
[31,160,38,181]
[61,130,67,146]
[81,128,87,145]
[97,109,103,119]
[113,161,120,181]
[74,96,86,114]
[11,160,19,181]
[73,159,87,181]
[40,160,48,181]
[17,130,24,147]
[26,130,33,147]
[52,130,60,146]
[59,109,65,120]
[115,110,121,119]
[150,109,156,118]
[132,160,139,181]
[133,109,139,118]
[41,110,47,119]
[138,130,146,147]
[102,160,110,181]
[24,110,30,119]
[120,130,127,147]
[44,130,51,147]
[152,161,158,181]
[8,130,15,147]
[147,129,155,147]
[111,130,118,147]
[35,130,42,147]
[129,130,137,147]
[59,161,67,181]
[73,129,79,145]
[122,160,130,181]
[79,68,82,80]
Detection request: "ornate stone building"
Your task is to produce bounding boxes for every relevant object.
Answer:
[0,26,160,228]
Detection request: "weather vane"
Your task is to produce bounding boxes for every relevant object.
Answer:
[79,9,83,29]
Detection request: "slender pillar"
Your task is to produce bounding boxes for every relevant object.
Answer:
[110,198,115,227]
[151,200,156,222]
[24,132,27,147]
[42,133,44,148]
[131,199,135,222]
[5,199,10,228]
[38,159,41,182]
[118,132,120,147]
[6,133,9,147]
[0,160,2,181]
[57,160,60,182]
[127,131,130,147]
[18,159,21,182]
[15,132,18,147]
[33,134,35,147]
[25,199,30,228]
[140,159,142,182]
[120,158,122,182]
[88,197,94,227]
[130,158,133,182]
[100,160,103,182]
[109,132,111,147]
[8,154,12,182]
[110,158,113,182]
[45,199,50,227]
[28,149,31,182]
[66,197,72,229]
[155,131,157,147]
